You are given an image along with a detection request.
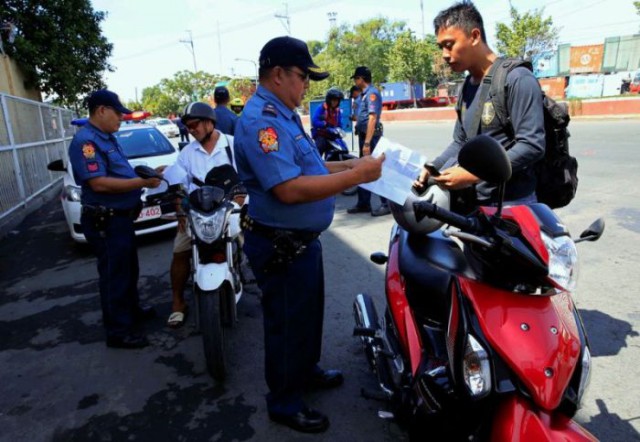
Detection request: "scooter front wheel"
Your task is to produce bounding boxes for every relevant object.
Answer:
[198,287,226,381]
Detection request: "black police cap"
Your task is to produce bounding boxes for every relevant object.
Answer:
[350,66,372,79]
[87,89,132,114]
[259,36,329,81]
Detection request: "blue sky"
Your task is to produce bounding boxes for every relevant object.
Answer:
[91,0,640,102]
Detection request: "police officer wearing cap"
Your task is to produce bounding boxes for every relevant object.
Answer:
[213,86,238,135]
[68,89,162,349]
[234,36,384,433]
[347,66,391,216]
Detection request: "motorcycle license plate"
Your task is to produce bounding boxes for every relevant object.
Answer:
[136,205,162,222]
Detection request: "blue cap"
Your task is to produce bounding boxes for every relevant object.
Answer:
[259,36,329,81]
[87,89,132,114]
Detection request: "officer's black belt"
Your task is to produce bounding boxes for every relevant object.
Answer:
[241,213,320,243]
[81,204,141,219]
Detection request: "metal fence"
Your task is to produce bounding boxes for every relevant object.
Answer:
[0,92,76,228]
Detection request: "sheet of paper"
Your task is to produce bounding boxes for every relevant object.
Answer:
[359,137,427,205]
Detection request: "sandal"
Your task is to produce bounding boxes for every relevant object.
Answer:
[167,309,188,328]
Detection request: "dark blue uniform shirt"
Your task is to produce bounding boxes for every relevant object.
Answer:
[355,84,382,134]
[234,85,334,232]
[214,105,239,135]
[68,122,141,209]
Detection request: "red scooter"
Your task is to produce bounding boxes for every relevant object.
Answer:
[353,135,604,441]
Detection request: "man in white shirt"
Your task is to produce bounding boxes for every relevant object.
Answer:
[167,102,237,327]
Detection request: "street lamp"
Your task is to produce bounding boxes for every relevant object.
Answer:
[235,58,258,86]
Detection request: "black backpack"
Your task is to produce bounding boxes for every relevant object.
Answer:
[462,57,578,209]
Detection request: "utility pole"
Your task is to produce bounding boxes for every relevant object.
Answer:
[327,11,337,29]
[180,30,197,72]
[420,0,425,39]
[217,21,223,75]
[275,3,291,35]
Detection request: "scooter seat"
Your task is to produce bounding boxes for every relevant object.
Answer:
[397,228,469,324]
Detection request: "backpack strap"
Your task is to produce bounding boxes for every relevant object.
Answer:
[487,57,533,131]
[223,134,234,165]
[469,60,503,137]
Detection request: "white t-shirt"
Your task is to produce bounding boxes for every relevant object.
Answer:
[175,130,236,193]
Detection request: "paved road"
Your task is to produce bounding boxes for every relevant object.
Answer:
[1,120,639,441]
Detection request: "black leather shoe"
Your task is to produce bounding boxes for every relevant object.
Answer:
[106,333,149,349]
[133,303,157,322]
[371,205,391,217]
[347,205,371,214]
[269,407,329,433]
[309,369,344,389]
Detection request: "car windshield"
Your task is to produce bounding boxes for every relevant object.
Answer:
[114,127,176,159]
[155,118,172,125]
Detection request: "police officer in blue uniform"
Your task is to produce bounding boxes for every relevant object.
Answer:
[234,36,384,433]
[68,90,162,349]
[213,86,238,135]
[347,66,391,216]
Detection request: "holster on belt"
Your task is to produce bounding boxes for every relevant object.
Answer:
[241,211,320,274]
[82,204,143,234]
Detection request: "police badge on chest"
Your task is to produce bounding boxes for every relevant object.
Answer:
[481,102,496,126]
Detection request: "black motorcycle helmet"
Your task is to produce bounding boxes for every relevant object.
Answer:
[181,102,217,125]
[325,88,344,104]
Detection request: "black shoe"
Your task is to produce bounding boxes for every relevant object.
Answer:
[371,205,391,217]
[269,407,329,433]
[347,205,371,214]
[106,333,149,349]
[309,369,344,389]
[133,303,157,322]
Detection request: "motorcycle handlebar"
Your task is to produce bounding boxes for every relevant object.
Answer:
[413,201,479,233]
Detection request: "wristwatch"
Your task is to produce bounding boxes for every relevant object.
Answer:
[363,142,371,147]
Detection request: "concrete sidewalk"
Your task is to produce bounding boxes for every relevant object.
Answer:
[301,96,640,125]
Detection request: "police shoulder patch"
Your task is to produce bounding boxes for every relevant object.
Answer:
[258,127,279,153]
[82,142,96,159]
[86,161,99,173]
[262,103,278,117]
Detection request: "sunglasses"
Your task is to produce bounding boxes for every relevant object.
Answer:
[285,68,309,82]
[185,119,202,130]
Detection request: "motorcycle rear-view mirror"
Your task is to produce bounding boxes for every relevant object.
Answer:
[575,218,605,243]
[47,159,66,172]
[134,165,161,180]
[458,134,512,184]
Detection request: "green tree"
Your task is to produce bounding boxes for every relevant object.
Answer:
[636,1,640,30]
[495,6,558,60]
[386,31,434,107]
[305,17,407,108]
[0,0,113,107]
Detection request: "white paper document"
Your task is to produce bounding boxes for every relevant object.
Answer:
[359,137,427,205]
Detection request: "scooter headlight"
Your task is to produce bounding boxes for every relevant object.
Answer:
[577,347,592,403]
[542,233,579,292]
[463,335,492,397]
[63,184,82,202]
[191,210,225,244]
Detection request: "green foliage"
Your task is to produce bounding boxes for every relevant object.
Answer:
[495,6,558,60]
[0,0,113,107]
[386,31,435,107]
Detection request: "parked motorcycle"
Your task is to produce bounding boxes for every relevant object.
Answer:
[135,164,246,381]
[353,134,604,440]
[323,127,358,196]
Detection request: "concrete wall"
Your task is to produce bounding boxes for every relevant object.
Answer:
[0,56,41,101]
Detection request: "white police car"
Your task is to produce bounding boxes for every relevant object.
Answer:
[49,123,179,243]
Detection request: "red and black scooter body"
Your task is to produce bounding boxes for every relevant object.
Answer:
[354,203,598,441]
